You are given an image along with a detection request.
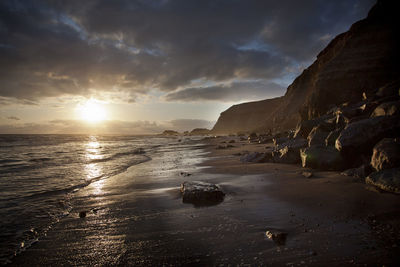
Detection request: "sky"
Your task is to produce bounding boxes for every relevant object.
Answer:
[0,0,375,134]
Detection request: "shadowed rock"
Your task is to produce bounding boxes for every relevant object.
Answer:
[325,128,342,147]
[181,181,225,206]
[265,230,288,246]
[366,168,400,194]
[371,101,400,117]
[308,126,330,147]
[341,165,369,179]
[300,146,344,170]
[371,138,400,171]
[335,116,400,158]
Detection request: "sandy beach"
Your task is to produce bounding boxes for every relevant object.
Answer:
[7,136,399,266]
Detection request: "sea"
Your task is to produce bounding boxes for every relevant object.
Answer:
[0,134,190,264]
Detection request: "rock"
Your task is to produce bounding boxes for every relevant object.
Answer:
[265,230,287,245]
[341,165,368,179]
[376,80,400,98]
[371,101,400,117]
[79,211,86,218]
[272,138,307,164]
[228,140,235,143]
[371,138,400,171]
[275,137,307,151]
[181,181,225,205]
[365,168,400,194]
[300,146,344,170]
[275,146,301,164]
[273,137,289,147]
[189,128,210,135]
[325,128,342,147]
[302,171,313,178]
[240,152,270,163]
[162,130,179,136]
[335,116,400,158]
[293,115,334,139]
[307,126,330,147]
[180,172,192,177]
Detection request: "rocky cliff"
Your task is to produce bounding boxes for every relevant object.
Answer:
[212,0,399,134]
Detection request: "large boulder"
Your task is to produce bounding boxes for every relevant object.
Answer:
[275,146,300,164]
[371,138,400,171]
[272,138,307,164]
[375,80,400,98]
[300,146,344,170]
[365,168,400,194]
[335,116,400,156]
[370,101,400,117]
[181,181,225,205]
[293,115,334,139]
[307,126,330,147]
[325,128,342,147]
[273,137,289,147]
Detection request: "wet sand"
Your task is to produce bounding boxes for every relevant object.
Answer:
[10,137,400,266]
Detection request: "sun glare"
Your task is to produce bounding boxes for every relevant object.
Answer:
[77,99,107,123]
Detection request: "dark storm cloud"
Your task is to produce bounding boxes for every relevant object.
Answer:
[165,81,284,102]
[0,0,375,101]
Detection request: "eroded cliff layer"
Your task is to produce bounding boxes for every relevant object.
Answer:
[212,0,399,134]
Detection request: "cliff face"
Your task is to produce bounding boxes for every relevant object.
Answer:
[211,96,283,134]
[212,0,399,134]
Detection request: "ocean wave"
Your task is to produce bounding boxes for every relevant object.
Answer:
[88,147,145,163]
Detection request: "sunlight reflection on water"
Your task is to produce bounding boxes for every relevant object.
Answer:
[84,136,104,190]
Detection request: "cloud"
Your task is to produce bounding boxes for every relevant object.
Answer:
[6,116,20,120]
[0,119,214,134]
[0,0,375,102]
[165,80,285,102]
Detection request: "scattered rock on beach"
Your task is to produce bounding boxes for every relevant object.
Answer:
[302,171,313,178]
[365,168,400,194]
[265,230,287,245]
[180,181,225,205]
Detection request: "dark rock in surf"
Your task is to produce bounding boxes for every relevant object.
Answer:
[181,181,225,205]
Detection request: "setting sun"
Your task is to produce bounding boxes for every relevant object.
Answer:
[77,99,107,123]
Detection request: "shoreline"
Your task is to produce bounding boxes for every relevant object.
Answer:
[8,136,400,266]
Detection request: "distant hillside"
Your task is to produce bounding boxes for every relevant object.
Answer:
[212,0,399,134]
